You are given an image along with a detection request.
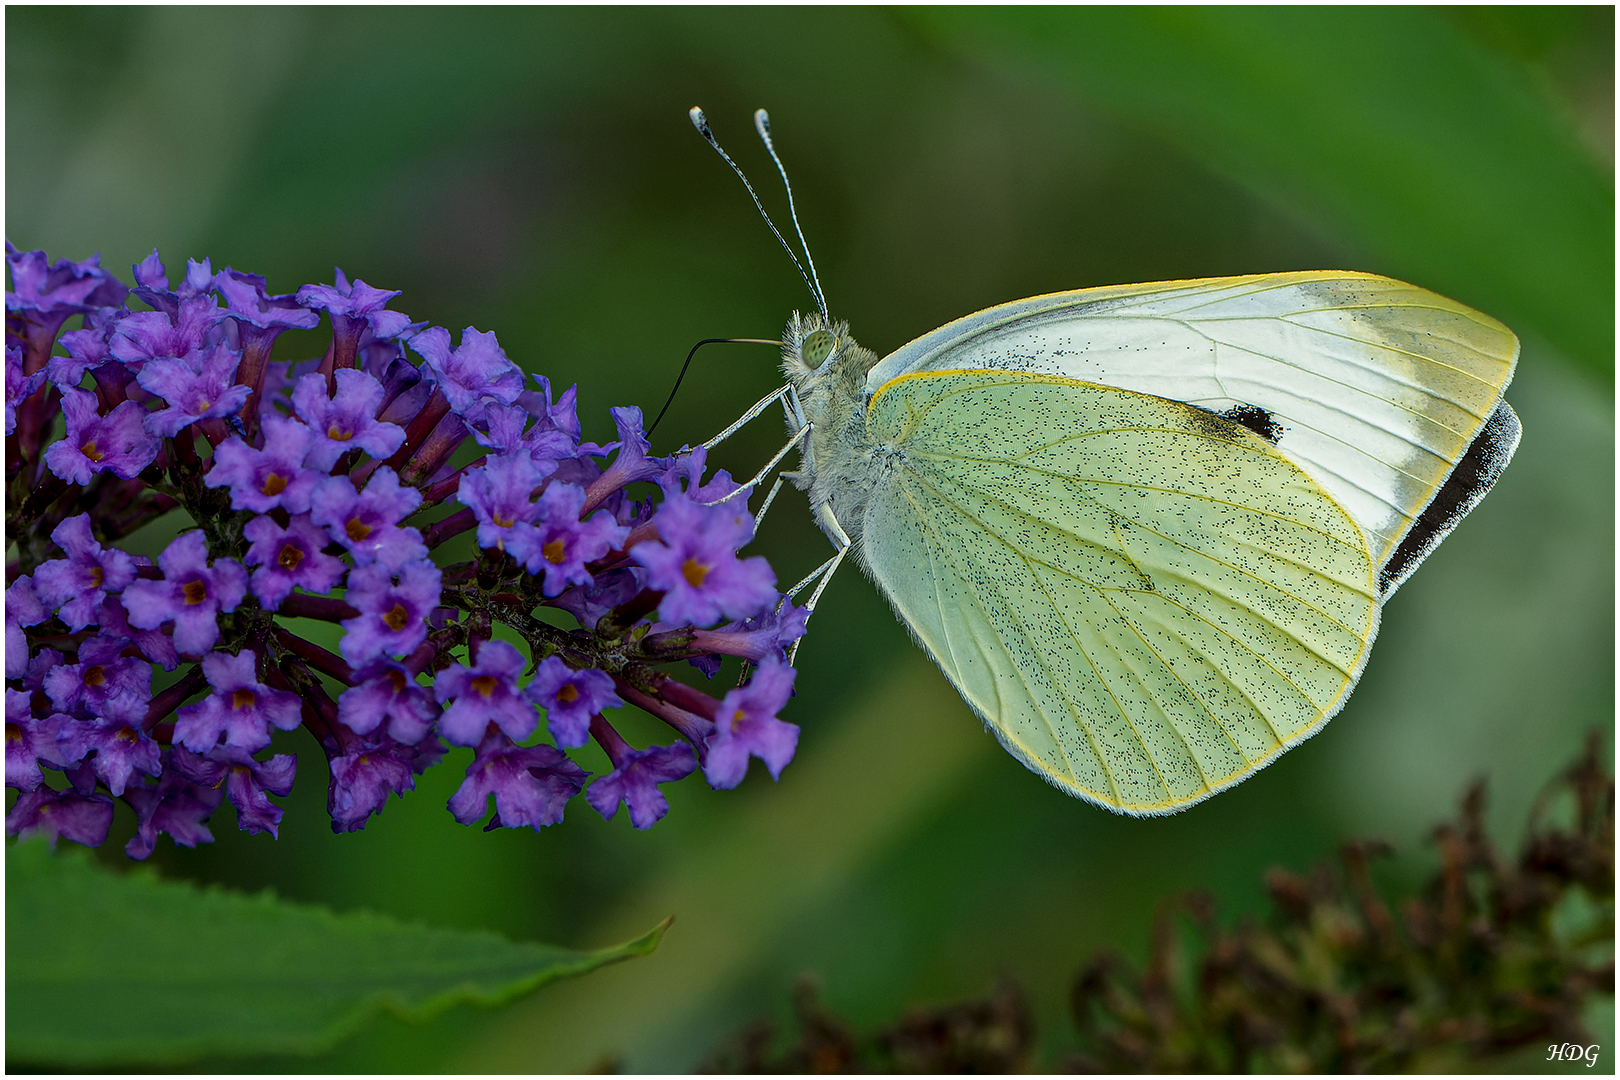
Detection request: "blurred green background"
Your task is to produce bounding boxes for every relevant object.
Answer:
[7,7,1613,1071]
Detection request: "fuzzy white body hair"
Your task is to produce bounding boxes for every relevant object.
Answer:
[780,311,886,553]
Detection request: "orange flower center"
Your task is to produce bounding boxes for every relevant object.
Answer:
[383,604,410,632]
[387,670,408,693]
[277,543,304,571]
[556,683,579,704]
[89,566,104,588]
[345,516,372,542]
[232,688,257,709]
[682,559,710,588]
[543,539,566,565]
[261,472,289,496]
[80,440,103,462]
[182,579,209,605]
[493,511,514,528]
[471,675,499,697]
[83,665,106,687]
[327,423,353,442]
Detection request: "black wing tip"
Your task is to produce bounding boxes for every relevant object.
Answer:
[1379,400,1522,595]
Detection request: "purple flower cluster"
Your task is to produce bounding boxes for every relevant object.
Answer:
[7,243,807,857]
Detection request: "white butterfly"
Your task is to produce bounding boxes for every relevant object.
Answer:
[691,110,1520,815]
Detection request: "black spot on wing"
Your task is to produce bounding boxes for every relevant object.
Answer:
[1379,400,1521,595]
[1219,403,1284,443]
[1170,400,1283,444]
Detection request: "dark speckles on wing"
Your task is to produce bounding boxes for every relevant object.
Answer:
[1170,401,1252,444]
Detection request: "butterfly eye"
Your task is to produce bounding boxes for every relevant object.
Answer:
[801,329,835,368]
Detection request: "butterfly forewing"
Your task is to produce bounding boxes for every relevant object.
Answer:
[864,272,1519,584]
[859,370,1380,814]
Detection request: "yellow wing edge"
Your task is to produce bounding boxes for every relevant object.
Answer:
[941,269,1520,339]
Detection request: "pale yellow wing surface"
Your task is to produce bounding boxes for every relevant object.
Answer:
[864,272,1520,583]
[858,370,1381,814]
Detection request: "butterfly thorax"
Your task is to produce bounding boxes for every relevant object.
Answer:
[782,312,886,547]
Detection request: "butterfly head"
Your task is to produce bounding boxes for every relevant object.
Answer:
[781,310,877,396]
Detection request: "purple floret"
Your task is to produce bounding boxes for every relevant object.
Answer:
[408,325,525,416]
[338,661,440,744]
[43,327,114,392]
[518,374,582,444]
[457,450,550,551]
[44,389,162,485]
[130,250,214,315]
[120,531,248,655]
[339,559,441,666]
[6,580,44,677]
[291,368,405,469]
[131,249,169,290]
[42,635,152,725]
[687,597,810,666]
[97,596,179,672]
[633,491,777,627]
[107,294,223,368]
[526,656,621,749]
[434,640,539,747]
[588,405,667,501]
[54,718,163,797]
[31,513,139,632]
[661,444,743,504]
[507,481,629,597]
[7,574,49,630]
[465,393,578,464]
[19,648,65,693]
[296,271,416,342]
[309,467,428,571]
[173,649,303,754]
[327,733,439,832]
[242,513,346,610]
[123,750,226,860]
[214,268,321,333]
[6,786,115,849]
[6,343,45,435]
[550,567,643,631]
[703,659,799,789]
[171,743,298,838]
[6,244,129,370]
[135,342,250,436]
[447,728,588,831]
[204,414,320,514]
[585,720,696,830]
[6,245,129,319]
[6,711,73,792]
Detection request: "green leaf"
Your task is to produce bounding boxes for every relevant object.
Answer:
[909,8,1614,379]
[5,839,670,1067]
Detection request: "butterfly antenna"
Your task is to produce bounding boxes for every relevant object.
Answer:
[690,106,822,317]
[753,109,828,320]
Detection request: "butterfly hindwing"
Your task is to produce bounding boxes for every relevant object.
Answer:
[864,272,1520,591]
[858,370,1381,814]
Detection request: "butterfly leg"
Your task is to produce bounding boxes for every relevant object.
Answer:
[702,425,812,509]
[700,384,795,451]
[779,500,851,664]
[750,470,805,531]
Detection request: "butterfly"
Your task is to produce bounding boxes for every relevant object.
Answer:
[691,110,1521,815]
